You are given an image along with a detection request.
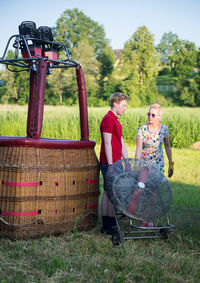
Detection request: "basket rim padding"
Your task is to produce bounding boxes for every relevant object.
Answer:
[0,137,95,149]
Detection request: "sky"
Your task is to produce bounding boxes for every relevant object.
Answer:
[0,0,200,57]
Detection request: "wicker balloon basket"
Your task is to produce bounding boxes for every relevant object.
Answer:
[0,25,100,240]
[0,138,99,239]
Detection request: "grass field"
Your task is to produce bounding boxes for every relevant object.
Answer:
[0,106,200,282]
[0,105,200,148]
[0,146,199,282]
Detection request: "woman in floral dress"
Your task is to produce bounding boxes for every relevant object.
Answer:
[135,103,174,175]
[134,104,174,227]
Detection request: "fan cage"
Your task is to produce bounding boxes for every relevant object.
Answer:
[105,158,172,221]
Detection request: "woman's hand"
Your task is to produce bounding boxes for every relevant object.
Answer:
[168,161,174,178]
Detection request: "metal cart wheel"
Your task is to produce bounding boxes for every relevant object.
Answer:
[112,229,125,246]
[156,228,169,239]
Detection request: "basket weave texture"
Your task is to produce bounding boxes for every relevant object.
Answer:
[0,146,99,239]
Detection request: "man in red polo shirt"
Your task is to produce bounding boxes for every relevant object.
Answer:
[100,92,129,234]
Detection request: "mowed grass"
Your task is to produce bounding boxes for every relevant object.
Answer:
[0,105,200,282]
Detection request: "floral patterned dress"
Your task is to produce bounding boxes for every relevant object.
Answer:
[136,123,169,172]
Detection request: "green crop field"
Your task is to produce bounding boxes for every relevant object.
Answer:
[0,105,199,282]
[0,105,199,148]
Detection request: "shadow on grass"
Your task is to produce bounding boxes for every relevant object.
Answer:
[170,181,200,207]
[98,177,200,243]
[165,181,200,241]
[168,205,200,243]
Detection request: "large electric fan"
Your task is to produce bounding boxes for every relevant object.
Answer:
[105,158,172,222]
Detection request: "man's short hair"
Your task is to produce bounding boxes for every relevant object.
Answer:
[109,92,129,108]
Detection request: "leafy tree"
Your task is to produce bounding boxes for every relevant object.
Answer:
[170,40,199,106]
[157,32,179,65]
[169,40,197,78]
[54,8,108,56]
[98,46,116,83]
[0,50,29,104]
[121,26,159,106]
[194,48,200,106]
[46,39,102,106]
[175,79,198,106]
[72,39,100,106]
[157,34,199,105]
[98,76,123,104]
[0,69,16,103]
[97,46,117,101]
[45,69,68,105]
[53,8,114,103]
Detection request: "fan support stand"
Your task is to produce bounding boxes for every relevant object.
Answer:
[111,204,174,246]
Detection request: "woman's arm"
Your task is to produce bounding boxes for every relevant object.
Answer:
[164,137,172,162]
[103,132,113,165]
[164,136,174,177]
[121,136,128,159]
[135,137,143,159]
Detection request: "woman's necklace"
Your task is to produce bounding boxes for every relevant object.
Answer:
[148,123,160,137]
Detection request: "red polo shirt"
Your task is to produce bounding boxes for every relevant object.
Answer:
[100,111,122,164]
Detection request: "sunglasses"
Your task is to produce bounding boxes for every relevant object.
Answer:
[147,113,157,118]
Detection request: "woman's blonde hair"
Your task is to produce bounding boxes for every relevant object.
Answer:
[149,103,163,115]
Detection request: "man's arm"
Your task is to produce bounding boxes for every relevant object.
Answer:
[121,136,128,159]
[103,132,113,165]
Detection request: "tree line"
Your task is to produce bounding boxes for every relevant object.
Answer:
[0,8,200,107]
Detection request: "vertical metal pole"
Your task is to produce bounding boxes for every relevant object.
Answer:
[27,58,47,138]
[76,66,89,141]
[27,68,37,137]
